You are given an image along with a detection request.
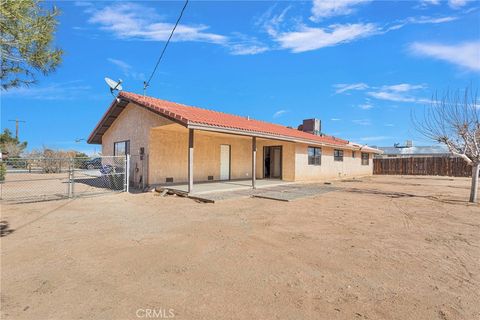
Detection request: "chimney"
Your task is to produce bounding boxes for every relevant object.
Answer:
[298,118,321,135]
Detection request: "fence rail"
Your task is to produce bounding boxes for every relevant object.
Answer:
[373,157,472,177]
[0,156,129,203]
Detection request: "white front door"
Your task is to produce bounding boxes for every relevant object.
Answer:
[220,145,230,180]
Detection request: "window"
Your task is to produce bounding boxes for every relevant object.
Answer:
[352,151,356,158]
[361,152,369,165]
[308,147,321,165]
[114,140,130,156]
[334,149,344,161]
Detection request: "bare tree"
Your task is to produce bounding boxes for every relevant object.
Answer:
[414,87,479,203]
[25,147,76,173]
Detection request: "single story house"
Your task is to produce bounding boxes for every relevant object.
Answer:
[88,91,381,192]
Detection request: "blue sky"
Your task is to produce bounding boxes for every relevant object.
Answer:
[1,0,479,154]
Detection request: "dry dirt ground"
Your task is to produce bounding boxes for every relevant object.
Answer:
[1,176,479,320]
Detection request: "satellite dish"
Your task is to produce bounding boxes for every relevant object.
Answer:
[104,77,123,96]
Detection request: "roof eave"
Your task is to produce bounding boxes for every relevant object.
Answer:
[187,123,349,148]
[87,97,127,145]
[87,95,190,145]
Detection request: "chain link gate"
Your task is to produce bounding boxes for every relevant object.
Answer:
[0,155,130,203]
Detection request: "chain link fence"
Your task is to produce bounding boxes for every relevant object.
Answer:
[0,156,129,203]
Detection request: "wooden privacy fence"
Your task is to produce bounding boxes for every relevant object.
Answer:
[373,157,472,177]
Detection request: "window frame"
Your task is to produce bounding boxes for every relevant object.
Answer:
[352,151,356,158]
[361,152,369,165]
[308,147,322,166]
[113,140,130,156]
[334,149,344,162]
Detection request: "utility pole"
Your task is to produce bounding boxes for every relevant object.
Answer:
[8,119,26,140]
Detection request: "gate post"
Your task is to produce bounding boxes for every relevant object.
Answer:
[125,154,130,193]
[71,158,75,197]
[68,159,73,198]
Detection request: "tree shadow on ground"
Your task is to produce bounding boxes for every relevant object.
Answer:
[0,220,15,237]
[73,177,123,190]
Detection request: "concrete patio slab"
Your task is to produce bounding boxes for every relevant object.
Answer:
[157,181,337,203]
[159,179,291,195]
[252,183,338,202]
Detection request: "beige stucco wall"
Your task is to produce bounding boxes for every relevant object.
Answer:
[148,132,299,184]
[149,128,255,184]
[294,143,374,181]
[101,103,174,186]
[255,139,296,181]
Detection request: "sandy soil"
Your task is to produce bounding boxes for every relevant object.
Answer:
[1,176,479,320]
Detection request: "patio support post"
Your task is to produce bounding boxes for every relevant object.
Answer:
[188,129,194,193]
[252,136,257,189]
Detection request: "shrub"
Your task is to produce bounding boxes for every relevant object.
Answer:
[0,161,6,182]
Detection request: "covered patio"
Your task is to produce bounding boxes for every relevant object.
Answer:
[148,122,296,194]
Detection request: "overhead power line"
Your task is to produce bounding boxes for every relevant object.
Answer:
[143,0,189,94]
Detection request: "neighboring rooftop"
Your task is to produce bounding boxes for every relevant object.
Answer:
[377,145,451,157]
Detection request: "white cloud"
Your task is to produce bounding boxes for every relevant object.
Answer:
[358,103,374,110]
[88,2,227,44]
[367,91,429,104]
[448,0,472,9]
[406,16,458,24]
[226,33,270,55]
[359,136,392,141]
[88,2,271,56]
[256,5,292,38]
[367,91,417,103]
[387,14,458,32]
[1,81,95,100]
[229,44,269,55]
[330,118,342,121]
[333,83,369,94]
[108,58,130,72]
[420,0,440,5]
[409,41,480,72]
[107,58,145,81]
[275,23,379,53]
[368,83,428,104]
[381,83,426,92]
[419,0,472,8]
[335,82,429,104]
[258,1,455,54]
[352,119,371,126]
[74,1,93,7]
[384,123,395,127]
[310,0,372,21]
[312,15,456,51]
[273,110,288,118]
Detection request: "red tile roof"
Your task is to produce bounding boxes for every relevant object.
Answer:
[114,91,349,146]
